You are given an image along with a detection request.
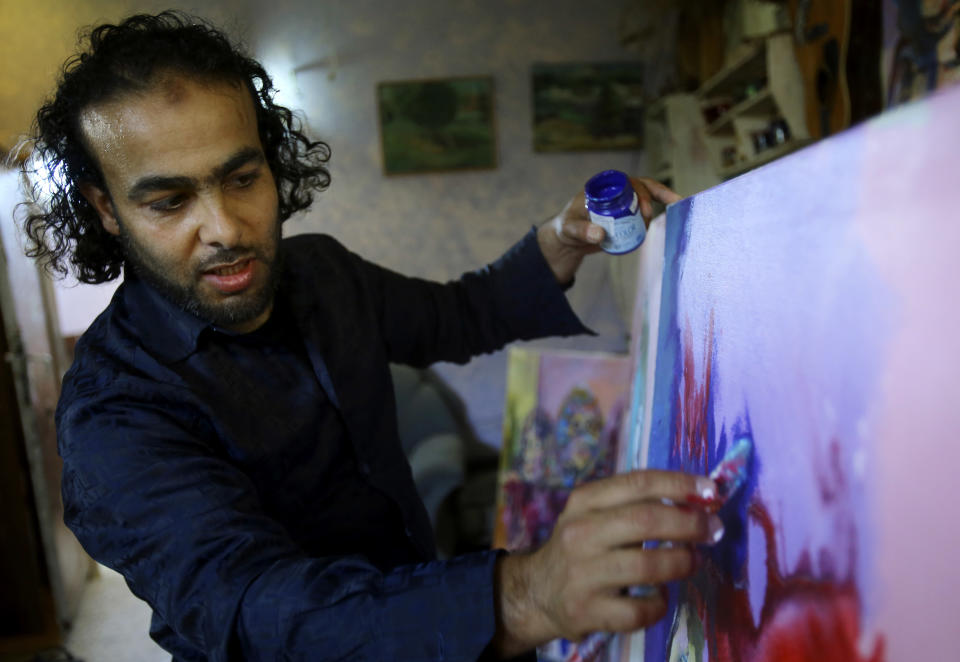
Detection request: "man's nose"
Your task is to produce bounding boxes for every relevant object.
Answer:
[197,194,242,248]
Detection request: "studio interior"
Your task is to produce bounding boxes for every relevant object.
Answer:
[1,1,957,661]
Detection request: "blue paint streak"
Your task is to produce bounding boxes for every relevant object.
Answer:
[644,198,763,661]
[647,198,692,472]
[644,198,691,662]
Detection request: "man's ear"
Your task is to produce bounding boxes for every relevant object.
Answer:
[79,182,120,236]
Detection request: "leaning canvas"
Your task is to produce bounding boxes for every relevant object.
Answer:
[631,83,960,661]
[493,347,631,662]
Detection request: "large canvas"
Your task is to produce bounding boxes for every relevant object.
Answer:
[493,347,631,662]
[637,84,960,662]
[612,214,666,661]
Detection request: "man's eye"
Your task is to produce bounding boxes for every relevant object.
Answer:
[149,195,186,212]
[232,171,259,188]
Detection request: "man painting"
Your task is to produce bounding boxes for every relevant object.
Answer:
[18,12,722,661]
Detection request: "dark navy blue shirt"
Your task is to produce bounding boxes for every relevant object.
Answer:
[57,229,588,661]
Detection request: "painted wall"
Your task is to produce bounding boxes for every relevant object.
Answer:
[0,0,248,152]
[6,0,646,445]
[244,0,644,443]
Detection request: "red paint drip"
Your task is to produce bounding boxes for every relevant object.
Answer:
[665,315,886,662]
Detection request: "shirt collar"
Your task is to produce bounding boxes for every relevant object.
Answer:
[120,269,211,363]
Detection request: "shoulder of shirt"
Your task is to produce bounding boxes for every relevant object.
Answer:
[57,287,192,431]
[280,232,349,255]
[278,232,375,285]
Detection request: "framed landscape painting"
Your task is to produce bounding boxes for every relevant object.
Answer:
[532,62,644,152]
[377,76,496,174]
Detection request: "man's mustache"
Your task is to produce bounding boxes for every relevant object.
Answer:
[197,247,262,271]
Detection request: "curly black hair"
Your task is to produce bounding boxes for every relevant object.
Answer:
[18,10,331,283]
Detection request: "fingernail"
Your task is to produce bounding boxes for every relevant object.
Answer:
[708,515,725,545]
[628,584,657,598]
[588,226,604,242]
[695,477,718,501]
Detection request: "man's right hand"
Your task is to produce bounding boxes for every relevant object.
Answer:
[490,470,723,658]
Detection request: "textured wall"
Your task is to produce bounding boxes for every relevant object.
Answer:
[245,0,644,444]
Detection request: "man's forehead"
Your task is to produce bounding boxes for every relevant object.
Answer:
[78,76,258,177]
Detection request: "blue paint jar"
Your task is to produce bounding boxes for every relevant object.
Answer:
[584,169,646,254]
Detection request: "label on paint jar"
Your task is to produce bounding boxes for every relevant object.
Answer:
[587,192,646,255]
[584,169,647,255]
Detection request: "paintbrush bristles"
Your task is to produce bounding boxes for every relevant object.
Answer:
[709,436,753,502]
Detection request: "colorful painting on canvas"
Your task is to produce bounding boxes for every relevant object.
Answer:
[493,347,631,662]
[637,84,960,662]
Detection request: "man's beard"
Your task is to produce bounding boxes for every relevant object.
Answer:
[117,220,283,330]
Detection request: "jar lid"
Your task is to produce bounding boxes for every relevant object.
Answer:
[585,170,629,204]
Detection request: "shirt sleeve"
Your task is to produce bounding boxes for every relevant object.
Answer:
[59,391,507,662]
[347,226,594,367]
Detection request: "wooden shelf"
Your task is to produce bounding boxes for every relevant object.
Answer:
[706,88,777,134]
[697,33,810,181]
[641,94,721,198]
[698,40,767,100]
[643,34,809,194]
[719,138,813,179]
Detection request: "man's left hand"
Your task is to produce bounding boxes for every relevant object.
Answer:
[537,176,682,285]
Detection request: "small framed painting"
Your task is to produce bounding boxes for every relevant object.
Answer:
[532,62,644,152]
[377,76,496,175]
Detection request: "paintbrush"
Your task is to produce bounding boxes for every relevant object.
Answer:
[699,435,753,513]
[567,437,756,655]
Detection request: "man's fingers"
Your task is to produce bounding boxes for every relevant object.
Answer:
[557,217,605,245]
[568,590,668,638]
[586,501,721,550]
[633,182,654,221]
[632,176,683,206]
[556,501,721,558]
[562,470,717,516]
[586,546,696,589]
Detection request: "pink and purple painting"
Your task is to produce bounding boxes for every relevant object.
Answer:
[633,83,960,662]
[493,347,631,662]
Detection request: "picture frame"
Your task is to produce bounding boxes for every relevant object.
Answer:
[376,76,496,175]
[531,62,644,152]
